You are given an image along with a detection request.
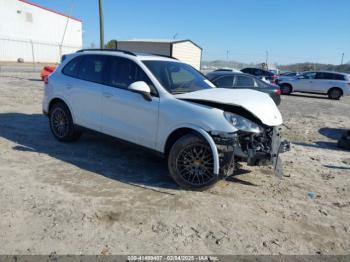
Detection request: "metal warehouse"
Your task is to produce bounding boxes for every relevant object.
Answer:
[0,0,82,63]
[116,39,202,70]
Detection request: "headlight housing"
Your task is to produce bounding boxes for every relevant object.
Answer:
[224,112,262,133]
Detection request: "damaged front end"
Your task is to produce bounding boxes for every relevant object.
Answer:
[210,126,290,177]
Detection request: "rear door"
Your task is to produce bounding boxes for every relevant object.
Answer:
[67,54,107,131]
[100,56,159,149]
[314,72,334,93]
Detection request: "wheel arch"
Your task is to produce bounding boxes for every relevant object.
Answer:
[48,97,76,121]
[163,126,220,175]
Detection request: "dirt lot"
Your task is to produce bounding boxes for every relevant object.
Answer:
[0,71,349,255]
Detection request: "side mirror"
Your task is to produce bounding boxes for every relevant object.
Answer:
[128,81,152,101]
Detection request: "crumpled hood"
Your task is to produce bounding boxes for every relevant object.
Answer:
[175,88,283,126]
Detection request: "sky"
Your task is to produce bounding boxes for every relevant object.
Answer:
[30,0,350,65]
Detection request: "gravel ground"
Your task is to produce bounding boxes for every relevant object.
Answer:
[0,72,349,255]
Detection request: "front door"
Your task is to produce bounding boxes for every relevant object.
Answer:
[293,72,317,92]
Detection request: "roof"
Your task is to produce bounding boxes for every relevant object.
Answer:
[117,39,202,50]
[73,49,179,62]
[18,0,82,22]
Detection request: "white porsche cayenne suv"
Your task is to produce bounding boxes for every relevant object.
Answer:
[42,49,290,190]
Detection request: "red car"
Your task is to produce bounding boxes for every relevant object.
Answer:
[40,65,56,82]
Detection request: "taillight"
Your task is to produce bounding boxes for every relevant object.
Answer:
[275,89,281,95]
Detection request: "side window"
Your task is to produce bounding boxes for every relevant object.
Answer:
[316,72,333,80]
[303,72,316,79]
[235,75,255,87]
[78,55,108,84]
[62,56,82,77]
[332,74,345,81]
[107,57,156,94]
[214,76,234,88]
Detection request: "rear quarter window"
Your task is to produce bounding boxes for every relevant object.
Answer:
[332,74,346,81]
[62,56,82,77]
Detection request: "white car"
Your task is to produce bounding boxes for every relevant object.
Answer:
[278,71,350,99]
[42,49,290,190]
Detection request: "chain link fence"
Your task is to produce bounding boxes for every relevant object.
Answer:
[0,37,81,73]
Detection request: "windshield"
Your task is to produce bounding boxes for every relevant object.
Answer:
[143,60,215,94]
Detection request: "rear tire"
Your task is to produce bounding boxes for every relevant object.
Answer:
[168,133,218,191]
[49,102,81,142]
[328,88,342,100]
[280,84,292,95]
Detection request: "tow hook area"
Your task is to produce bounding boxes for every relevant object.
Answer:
[210,131,236,177]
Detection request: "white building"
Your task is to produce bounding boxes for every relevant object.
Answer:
[0,0,82,63]
[116,39,202,70]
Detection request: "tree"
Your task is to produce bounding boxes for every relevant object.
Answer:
[105,40,117,49]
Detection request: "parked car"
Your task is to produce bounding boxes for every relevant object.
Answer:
[40,65,56,82]
[206,71,281,105]
[241,67,278,83]
[280,72,299,77]
[278,71,350,99]
[42,49,290,190]
[276,72,299,84]
[213,68,242,73]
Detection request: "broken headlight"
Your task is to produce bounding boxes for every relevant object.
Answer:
[224,112,263,134]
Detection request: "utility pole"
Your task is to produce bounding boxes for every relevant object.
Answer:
[226,50,229,61]
[341,53,344,65]
[265,51,269,66]
[98,0,104,49]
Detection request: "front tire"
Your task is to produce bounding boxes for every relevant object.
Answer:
[168,134,218,191]
[328,88,342,100]
[49,102,81,142]
[280,84,292,95]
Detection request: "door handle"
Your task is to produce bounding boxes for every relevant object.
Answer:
[65,84,73,89]
[103,92,112,98]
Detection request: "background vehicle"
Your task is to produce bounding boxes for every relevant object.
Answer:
[43,49,289,191]
[278,71,350,99]
[276,72,299,84]
[241,67,278,83]
[40,65,56,82]
[280,72,299,77]
[206,71,281,105]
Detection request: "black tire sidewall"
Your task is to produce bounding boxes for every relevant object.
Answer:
[280,84,292,95]
[328,88,342,100]
[49,102,80,142]
[168,133,218,191]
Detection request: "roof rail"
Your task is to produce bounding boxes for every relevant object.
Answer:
[151,53,178,60]
[76,49,137,56]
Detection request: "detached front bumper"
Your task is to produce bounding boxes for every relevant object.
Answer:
[211,126,290,177]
